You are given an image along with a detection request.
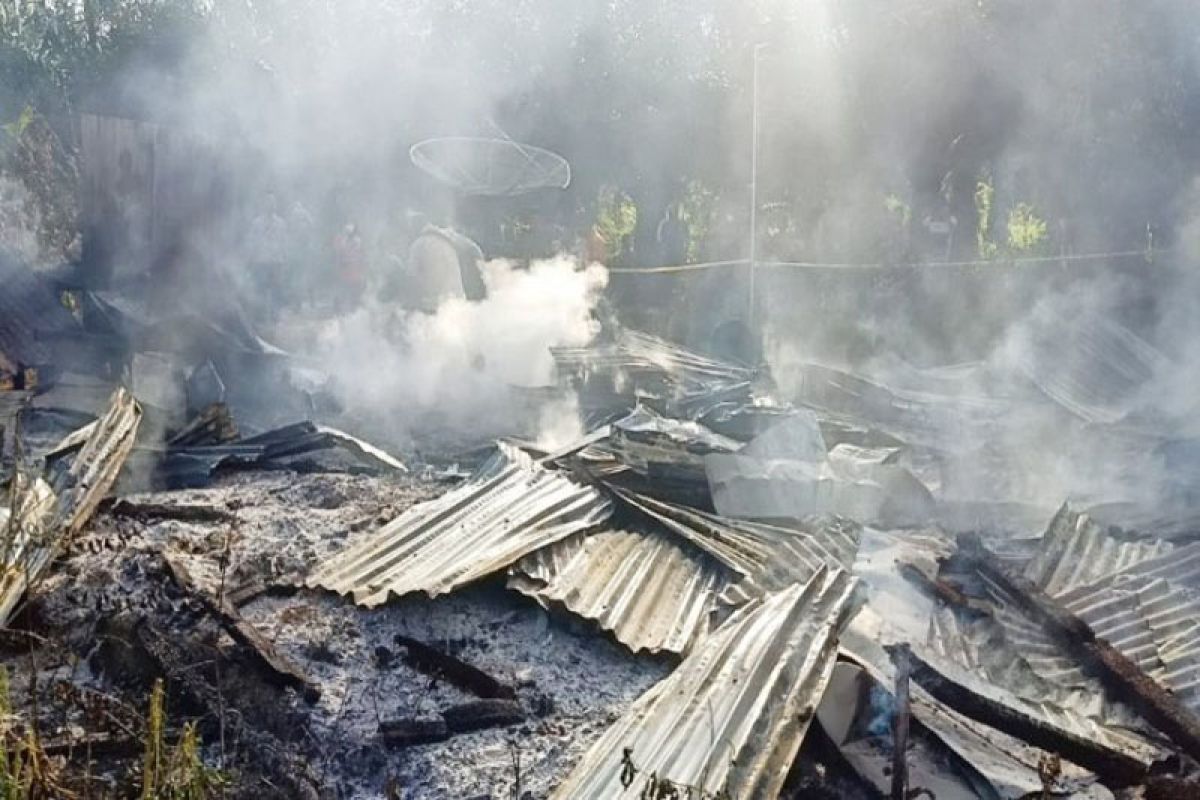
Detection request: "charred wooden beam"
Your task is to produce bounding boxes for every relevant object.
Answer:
[104,498,238,525]
[441,699,524,734]
[896,561,974,610]
[380,699,524,747]
[167,403,239,448]
[960,533,1200,764]
[162,554,319,702]
[394,634,516,700]
[379,718,450,748]
[896,645,1148,786]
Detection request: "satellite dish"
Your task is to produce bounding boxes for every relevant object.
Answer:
[410,137,571,197]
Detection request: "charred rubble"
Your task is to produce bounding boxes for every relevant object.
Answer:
[3,259,1200,799]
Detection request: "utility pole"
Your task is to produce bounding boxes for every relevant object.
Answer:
[748,43,766,329]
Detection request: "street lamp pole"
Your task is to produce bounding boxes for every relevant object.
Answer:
[749,43,766,330]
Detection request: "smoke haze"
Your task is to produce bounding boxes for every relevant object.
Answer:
[20,0,1200,514]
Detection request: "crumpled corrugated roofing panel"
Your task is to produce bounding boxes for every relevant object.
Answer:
[550,566,859,799]
[923,595,1162,761]
[840,617,1115,800]
[1051,542,1200,713]
[508,526,731,655]
[0,387,142,624]
[307,442,611,605]
[1012,314,1168,425]
[507,487,859,656]
[614,488,859,590]
[1025,505,1174,597]
[553,329,754,387]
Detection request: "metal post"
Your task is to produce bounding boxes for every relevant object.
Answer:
[748,43,766,329]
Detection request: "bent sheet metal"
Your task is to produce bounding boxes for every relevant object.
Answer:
[550,566,859,799]
[0,387,142,625]
[308,441,611,604]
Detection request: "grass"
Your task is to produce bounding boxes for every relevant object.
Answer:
[0,670,229,800]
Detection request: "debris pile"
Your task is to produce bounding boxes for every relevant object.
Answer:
[3,308,1200,799]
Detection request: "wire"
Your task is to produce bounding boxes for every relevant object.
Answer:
[606,249,1158,275]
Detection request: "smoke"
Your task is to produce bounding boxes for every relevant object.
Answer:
[83,0,1200,509]
[303,255,606,449]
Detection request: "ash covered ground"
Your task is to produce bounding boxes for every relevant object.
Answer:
[17,470,674,799]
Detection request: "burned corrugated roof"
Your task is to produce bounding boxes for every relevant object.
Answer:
[841,615,1124,800]
[1011,314,1168,425]
[1047,540,1200,714]
[508,526,732,655]
[308,442,611,604]
[552,329,755,389]
[550,567,859,799]
[614,488,860,602]
[552,329,763,423]
[923,597,1164,764]
[506,483,859,656]
[607,405,739,479]
[1025,505,1173,597]
[0,387,142,624]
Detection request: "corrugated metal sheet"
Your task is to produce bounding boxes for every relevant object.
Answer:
[607,406,739,478]
[552,329,755,390]
[840,617,1113,800]
[0,388,142,624]
[1025,505,1173,596]
[924,595,1161,760]
[508,526,732,655]
[308,442,611,605]
[550,567,859,799]
[507,486,859,656]
[780,361,1012,455]
[1017,504,1200,714]
[614,488,860,603]
[1012,314,1168,425]
[1052,543,1200,713]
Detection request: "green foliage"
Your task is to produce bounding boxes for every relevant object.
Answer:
[1,105,78,261]
[1006,201,1049,252]
[141,680,229,800]
[679,178,716,262]
[0,667,61,800]
[974,174,998,259]
[883,192,912,228]
[595,185,638,261]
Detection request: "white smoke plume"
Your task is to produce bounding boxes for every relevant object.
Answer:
[303,255,606,451]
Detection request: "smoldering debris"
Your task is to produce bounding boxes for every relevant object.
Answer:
[7,275,1200,797]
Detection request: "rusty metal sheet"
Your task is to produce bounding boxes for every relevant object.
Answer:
[0,387,142,625]
[308,442,611,605]
[550,567,859,799]
[508,526,732,655]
